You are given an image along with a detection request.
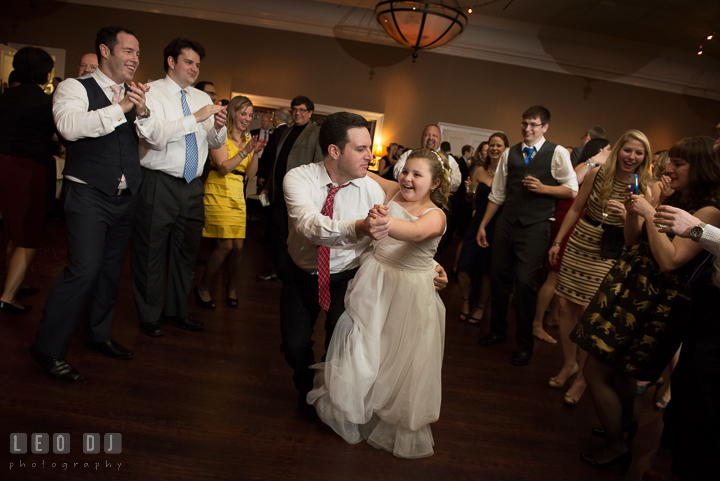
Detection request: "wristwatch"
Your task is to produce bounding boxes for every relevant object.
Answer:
[585,160,595,170]
[690,222,707,242]
[136,107,151,119]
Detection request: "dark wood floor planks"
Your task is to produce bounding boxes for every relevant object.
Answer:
[0,219,670,480]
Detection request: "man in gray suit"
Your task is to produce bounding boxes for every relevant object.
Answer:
[263,96,323,280]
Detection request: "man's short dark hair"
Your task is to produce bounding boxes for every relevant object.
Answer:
[163,38,206,73]
[440,141,451,152]
[291,95,314,112]
[587,125,606,139]
[194,81,214,92]
[95,26,135,60]
[522,105,551,124]
[462,144,473,155]
[12,46,54,85]
[319,112,369,157]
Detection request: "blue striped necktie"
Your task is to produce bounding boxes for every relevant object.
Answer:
[181,89,198,183]
[523,146,535,164]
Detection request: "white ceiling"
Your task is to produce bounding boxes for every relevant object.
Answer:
[67,0,720,100]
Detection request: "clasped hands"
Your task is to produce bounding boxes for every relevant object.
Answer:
[118,82,150,115]
[365,204,391,241]
[365,204,448,291]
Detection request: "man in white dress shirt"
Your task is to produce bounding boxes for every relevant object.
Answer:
[32,26,151,382]
[281,112,449,415]
[132,38,227,337]
[477,105,578,366]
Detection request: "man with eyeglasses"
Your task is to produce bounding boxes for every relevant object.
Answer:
[477,105,577,367]
[263,96,323,280]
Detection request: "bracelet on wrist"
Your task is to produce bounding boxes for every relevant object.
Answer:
[552,241,562,247]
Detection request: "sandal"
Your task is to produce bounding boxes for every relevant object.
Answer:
[227,285,238,308]
[459,297,470,321]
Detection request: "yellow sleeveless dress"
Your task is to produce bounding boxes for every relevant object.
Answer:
[202,137,251,238]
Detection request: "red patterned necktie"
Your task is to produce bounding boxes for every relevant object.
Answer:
[318,182,350,311]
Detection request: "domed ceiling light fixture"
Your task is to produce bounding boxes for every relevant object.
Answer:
[375,1,468,61]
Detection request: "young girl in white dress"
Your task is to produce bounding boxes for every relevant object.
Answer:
[307,148,450,459]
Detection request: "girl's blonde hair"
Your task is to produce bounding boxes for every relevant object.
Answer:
[407,148,451,209]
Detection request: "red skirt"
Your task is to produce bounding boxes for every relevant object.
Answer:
[0,153,47,248]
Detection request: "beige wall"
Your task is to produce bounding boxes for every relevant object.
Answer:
[3,2,718,153]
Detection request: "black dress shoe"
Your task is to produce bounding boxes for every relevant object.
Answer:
[162,315,204,331]
[140,322,165,337]
[0,300,31,315]
[478,332,506,346]
[257,272,278,281]
[86,340,134,360]
[30,344,82,383]
[511,349,532,366]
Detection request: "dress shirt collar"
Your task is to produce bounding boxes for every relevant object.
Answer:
[318,162,363,189]
[162,75,186,95]
[523,137,546,152]
[92,68,124,92]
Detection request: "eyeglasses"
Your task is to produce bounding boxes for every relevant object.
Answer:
[521,122,544,129]
[291,108,308,114]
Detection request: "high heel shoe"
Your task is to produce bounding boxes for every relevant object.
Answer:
[563,380,586,406]
[459,297,470,321]
[636,377,664,395]
[0,300,31,315]
[549,363,579,389]
[193,285,216,310]
[580,450,632,474]
[591,419,638,444]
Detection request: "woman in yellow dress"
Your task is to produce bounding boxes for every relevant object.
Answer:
[195,96,266,308]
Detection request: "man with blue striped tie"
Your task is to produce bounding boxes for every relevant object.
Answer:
[476,105,577,366]
[133,38,227,337]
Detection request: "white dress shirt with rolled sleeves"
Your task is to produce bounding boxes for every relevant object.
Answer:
[488,137,578,205]
[135,75,226,178]
[283,162,386,275]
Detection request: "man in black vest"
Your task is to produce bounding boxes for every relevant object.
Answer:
[31,26,152,382]
[477,105,578,366]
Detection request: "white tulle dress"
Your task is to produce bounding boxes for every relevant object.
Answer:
[307,200,446,459]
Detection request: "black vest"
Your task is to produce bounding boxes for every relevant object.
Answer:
[501,141,560,226]
[63,78,142,195]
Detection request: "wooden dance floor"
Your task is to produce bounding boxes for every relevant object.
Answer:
[1,218,668,480]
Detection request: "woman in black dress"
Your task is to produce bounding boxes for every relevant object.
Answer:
[456,133,508,323]
[572,136,720,472]
[0,47,56,314]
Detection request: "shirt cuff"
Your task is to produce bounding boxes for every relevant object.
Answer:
[699,224,720,256]
[108,104,127,128]
[182,114,198,133]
